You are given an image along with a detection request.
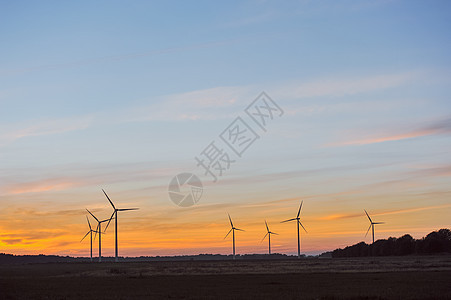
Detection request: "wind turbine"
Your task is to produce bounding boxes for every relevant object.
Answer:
[80,215,98,262]
[262,220,278,255]
[364,209,385,244]
[86,209,111,262]
[224,214,244,260]
[103,189,139,262]
[281,200,307,259]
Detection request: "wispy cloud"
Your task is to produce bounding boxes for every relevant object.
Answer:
[0,230,67,243]
[408,165,451,178]
[329,117,451,146]
[274,71,419,100]
[1,238,23,245]
[319,204,451,221]
[0,163,179,196]
[0,38,246,77]
[3,178,79,195]
[117,70,427,126]
[375,204,451,217]
[13,208,84,217]
[0,71,422,148]
[0,115,93,147]
[318,213,363,221]
[119,85,256,123]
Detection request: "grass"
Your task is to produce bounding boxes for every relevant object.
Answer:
[0,256,450,299]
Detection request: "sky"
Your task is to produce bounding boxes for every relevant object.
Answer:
[0,0,450,257]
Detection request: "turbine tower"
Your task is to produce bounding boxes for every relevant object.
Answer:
[86,209,111,262]
[364,209,385,244]
[262,220,278,255]
[103,189,139,262]
[281,200,307,259]
[224,214,244,260]
[80,215,98,262]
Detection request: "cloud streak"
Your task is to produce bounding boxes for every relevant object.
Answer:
[0,70,424,148]
[0,38,247,77]
[0,115,93,147]
[319,204,451,221]
[0,162,182,196]
[274,71,419,100]
[4,179,79,195]
[329,117,451,146]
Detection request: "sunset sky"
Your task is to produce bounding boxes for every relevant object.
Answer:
[1,1,450,257]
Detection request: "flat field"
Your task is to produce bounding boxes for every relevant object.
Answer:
[1,255,451,299]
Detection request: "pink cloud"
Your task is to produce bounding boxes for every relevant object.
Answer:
[329,117,451,146]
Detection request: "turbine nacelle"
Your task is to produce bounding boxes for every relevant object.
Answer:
[86,209,112,242]
[262,220,278,242]
[281,201,308,233]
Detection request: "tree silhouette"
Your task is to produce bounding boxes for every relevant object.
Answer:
[332,229,451,258]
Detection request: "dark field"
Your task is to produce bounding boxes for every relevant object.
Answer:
[1,256,451,299]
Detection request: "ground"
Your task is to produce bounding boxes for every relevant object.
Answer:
[1,255,451,299]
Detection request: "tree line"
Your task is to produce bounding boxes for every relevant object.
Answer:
[332,228,451,257]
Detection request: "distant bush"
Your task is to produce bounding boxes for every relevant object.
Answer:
[332,229,451,257]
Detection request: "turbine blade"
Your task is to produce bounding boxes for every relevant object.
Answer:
[94,224,99,241]
[364,209,372,223]
[117,208,139,211]
[228,213,233,228]
[104,211,116,232]
[373,222,385,224]
[272,232,279,235]
[365,223,372,237]
[281,218,296,223]
[261,232,268,242]
[102,189,116,210]
[80,231,90,242]
[298,220,308,233]
[86,215,92,230]
[86,209,99,222]
[224,228,232,239]
[235,228,245,232]
[265,220,269,232]
[297,200,303,218]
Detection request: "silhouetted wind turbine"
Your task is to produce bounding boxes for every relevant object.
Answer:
[262,220,278,255]
[224,214,244,260]
[86,209,111,262]
[103,189,139,262]
[281,200,307,258]
[80,215,98,262]
[364,209,385,244]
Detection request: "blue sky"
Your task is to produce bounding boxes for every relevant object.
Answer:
[0,0,450,256]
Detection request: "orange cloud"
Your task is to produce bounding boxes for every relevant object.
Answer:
[3,178,80,195]
[318,213,362,221]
